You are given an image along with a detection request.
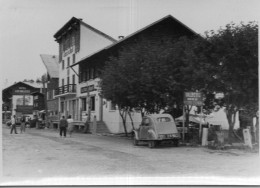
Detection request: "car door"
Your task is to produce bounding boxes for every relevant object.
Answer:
[139,117,151,140]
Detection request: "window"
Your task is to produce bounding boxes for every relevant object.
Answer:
[67,57,70,75]
[90,96,95,111]
[62,60,65,70]
[67,57,70,67]
[72,54,75,64]
[34,95,38,100]
[61,102,64,113]
[81,98,87,111]
[157,117,171,122]
[110,101,116,110]
[62,79,64,86]
[90,68,94,79]
[86,68,90,80]
[72,75,75,84]
[141,118,150,126]
[67,77,70,85]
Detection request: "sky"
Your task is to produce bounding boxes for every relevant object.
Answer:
[0,0,259,89]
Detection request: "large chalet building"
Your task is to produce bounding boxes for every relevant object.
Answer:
[67,15,198,134]
[52,17,116,129]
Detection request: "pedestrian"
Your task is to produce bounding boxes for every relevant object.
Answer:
[67,115,74,137]
[10,115,18,134]
[20,116,26,133]
[59,116,68,138]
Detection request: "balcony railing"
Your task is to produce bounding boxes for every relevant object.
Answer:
[55,84,76,96]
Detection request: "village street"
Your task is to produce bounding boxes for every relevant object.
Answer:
[2,124,260,185]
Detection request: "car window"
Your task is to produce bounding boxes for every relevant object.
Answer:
[141,118,150,126]
[157,117,171,122]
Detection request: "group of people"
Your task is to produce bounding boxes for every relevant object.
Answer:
[59,115,74,138]
[10,115,27,134]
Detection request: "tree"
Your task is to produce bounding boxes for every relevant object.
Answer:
[101,36,214,135]
[205,22,258,143]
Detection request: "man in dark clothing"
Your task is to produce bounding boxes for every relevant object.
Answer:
[10,115,18,134]
[59,116,68,137]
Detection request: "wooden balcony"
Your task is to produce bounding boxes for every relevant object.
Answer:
[54,84,76,97]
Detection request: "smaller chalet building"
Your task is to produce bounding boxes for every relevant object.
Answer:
[2,81,45,118]
[71,15,199,134]
[40,54,59,122]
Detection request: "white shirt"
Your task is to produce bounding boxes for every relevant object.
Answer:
[11,117,16,125]
[67,118,73,124]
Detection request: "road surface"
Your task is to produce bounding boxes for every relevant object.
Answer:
[1,125,260,185]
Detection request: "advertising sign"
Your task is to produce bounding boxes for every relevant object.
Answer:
[16,105,33,114]
[81,85,96,93]
[184,92,203,106]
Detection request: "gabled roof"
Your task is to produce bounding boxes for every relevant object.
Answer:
[21,81,43,88]
[40,54,59,78]
[54,17,116,43]
[72,14,200,67]
[3,81,43,92]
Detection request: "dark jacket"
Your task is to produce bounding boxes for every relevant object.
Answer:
[59,119,68,128]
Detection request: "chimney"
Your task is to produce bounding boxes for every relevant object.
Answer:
[118,36,124,40]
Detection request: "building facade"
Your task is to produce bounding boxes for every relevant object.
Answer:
[72,15,198,134]
[2,81,44,118]
[53,17,116,125]
[40,54,59,122]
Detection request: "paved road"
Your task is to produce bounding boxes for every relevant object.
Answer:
[2,125,260,184]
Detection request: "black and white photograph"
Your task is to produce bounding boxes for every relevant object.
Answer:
[0,0,259,186]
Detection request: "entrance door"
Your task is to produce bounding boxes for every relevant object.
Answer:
[99,95,103,121]
[72,100,76,120]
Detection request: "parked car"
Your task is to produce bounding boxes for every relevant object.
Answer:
[133,114,180,148]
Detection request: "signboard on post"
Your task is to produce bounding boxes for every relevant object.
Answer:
[183,92,204,142]
[184,92,203,106]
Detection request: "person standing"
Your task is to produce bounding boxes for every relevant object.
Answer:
[67,115,74,137]
[20,116,26,133]
[59,116,68,138]
[10,115,18,134]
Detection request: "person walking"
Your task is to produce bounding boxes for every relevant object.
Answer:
[67,115,74,137]
[20,116,26,133]
[10,115,18,134]
[59,116,68,138]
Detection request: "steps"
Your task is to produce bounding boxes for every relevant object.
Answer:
[95,121,110,134]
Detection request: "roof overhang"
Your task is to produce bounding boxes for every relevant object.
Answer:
[71,14,200,68]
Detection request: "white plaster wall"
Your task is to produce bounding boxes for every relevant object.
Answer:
[102,104,142,134]
[78,24,115,60]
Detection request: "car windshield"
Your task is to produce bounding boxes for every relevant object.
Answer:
[157,117,171,122]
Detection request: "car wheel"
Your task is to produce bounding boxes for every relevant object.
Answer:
[133,137,139,146]
[173,140,179,147]
[148,141,156,148]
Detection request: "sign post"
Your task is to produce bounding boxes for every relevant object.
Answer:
[183,92,203,143]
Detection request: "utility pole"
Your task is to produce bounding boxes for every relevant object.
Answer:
[41,74,48,128]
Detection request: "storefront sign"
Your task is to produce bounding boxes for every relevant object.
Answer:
[184,92,203,106]
[16,105,33,114]
[14,87,31,94]
[81,85,96,93]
